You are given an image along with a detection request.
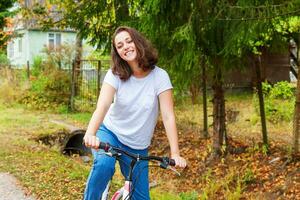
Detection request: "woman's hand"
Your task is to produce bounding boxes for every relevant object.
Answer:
[171,153,187,168]
[83,134,100,149]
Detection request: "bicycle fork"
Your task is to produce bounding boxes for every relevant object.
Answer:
[120,159,136,200]
[101,159,135,200]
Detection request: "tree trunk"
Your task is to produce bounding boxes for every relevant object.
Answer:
[255,55,268,149]
[190,83,199,104]
[211,66,226,156]
[293,42,300,153]
[293,77,300,153]
[202,58,208,138]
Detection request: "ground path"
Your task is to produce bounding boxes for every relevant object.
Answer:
[0,173,35,200]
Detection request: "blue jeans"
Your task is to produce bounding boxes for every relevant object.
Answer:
[84,125,150,200]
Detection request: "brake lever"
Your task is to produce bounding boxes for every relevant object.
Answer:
[98,149,121,157]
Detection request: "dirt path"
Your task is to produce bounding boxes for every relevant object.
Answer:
[0,173,35,200]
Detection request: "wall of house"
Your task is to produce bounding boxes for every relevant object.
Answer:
[7,29,27,67]
[7,30,79,68]
[27,30,77,66]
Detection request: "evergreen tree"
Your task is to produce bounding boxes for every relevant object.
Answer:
[140,0,300,157]
[0,0,15,50]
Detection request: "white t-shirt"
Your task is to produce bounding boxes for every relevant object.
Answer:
[103,66,173,149]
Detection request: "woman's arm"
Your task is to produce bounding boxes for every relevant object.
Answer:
[83,83,116,149]
[159,89,186,168]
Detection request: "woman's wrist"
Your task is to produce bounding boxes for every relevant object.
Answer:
[84,131,96,137]
[171,151,180,157]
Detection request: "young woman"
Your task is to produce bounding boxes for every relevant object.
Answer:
[83,26,186,200]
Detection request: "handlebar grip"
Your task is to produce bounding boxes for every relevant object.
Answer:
[99,142,110,151]
[169,159,176,166]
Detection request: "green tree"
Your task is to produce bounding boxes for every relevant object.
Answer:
[50,0,141,51]
[0,0,15,50]
[140,0,300,156]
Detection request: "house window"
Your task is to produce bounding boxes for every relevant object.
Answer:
[48,33,61,49]
[56,33,61,47]
[18,39,22,53]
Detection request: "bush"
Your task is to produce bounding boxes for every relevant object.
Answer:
[19,44,75,110]
[254,81,295,123]
[21,67,71,110]
[269,81,294,99]
[31,56,44,77]
[0,50,10,67]
[0,67,29,104]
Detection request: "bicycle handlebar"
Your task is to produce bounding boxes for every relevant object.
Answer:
[98,142,176,167]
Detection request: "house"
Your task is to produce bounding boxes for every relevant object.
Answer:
[6,0,93,68]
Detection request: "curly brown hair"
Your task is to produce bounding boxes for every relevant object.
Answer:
[111,26,158,81]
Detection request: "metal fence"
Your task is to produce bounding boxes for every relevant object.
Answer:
[70,59,109,112]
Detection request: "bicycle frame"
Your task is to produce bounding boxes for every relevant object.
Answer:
[101,179,130,200]
[98,142,176,200]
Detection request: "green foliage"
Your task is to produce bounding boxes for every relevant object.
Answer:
[242,168,255,184]
[0,0,16,50]
[139,0,300,103]
[31,56,44,77]
[254,81,295,123]
[268,81,294,99]
[41,43,75,69]
[150,190,181,200]
[179,191,198,200]
[0,67,29,105]
[0,50,10,66]
[200,168,246,200]
[21,68,71,110]
[19,44,79,110]
[150,189,198,200]
[56,104,70,114]
[262,144,269,156]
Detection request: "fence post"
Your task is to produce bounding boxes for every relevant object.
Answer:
[97,60,101,98]
[70,60,76,111]
[255,55,268,149]
[26,60,30,79]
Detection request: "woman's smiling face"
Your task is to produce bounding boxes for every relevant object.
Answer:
[114,31,137,63]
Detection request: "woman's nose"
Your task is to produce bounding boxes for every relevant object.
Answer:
[123,45,129,51]
[123,42,130,50]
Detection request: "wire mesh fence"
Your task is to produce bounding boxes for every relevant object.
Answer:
[0,59,110,112]
[70,59,110,112]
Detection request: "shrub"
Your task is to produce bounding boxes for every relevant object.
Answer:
[0,50,10,67]
[253,81,295,123]
[0,67,29,104]
[19,44,75,110]
[269,81,294,99]
[21,68,71,110]
[31,56,44,77]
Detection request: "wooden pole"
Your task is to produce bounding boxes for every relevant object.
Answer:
[255,55,268,148]
[70,60,76,111]
[26,60,30,79]
[97,60,101,98]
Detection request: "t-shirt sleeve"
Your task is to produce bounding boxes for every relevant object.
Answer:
[103,69,119,90]
[156,69,173,95]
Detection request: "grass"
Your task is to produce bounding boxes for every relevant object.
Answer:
[0,90,297,199]
[174,91,293,145]
[0,104,90,199]
[58,112,92,127]
[0,103,195,199]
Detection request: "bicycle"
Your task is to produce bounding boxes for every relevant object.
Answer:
[95,142,180,200]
